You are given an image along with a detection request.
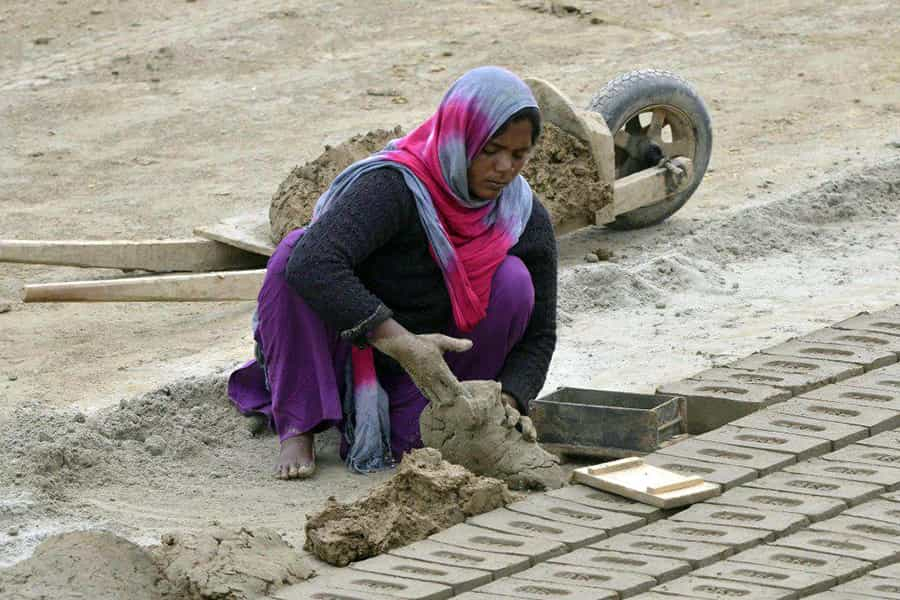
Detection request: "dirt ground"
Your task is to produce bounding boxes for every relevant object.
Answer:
[2,0,899,571]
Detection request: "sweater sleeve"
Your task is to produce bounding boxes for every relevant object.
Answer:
[284,168,413,344]
[498,197,558,413]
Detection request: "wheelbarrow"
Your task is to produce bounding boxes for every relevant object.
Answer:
[2,69,712,302]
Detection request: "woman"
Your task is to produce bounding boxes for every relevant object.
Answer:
[228,66,558,479]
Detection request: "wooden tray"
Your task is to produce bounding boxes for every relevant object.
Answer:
[572,456,720,508]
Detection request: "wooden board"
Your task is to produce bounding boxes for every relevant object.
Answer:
[0,238,265,272]
[572,457,720,508]
[193,209,275,257]
[23,269,264,302]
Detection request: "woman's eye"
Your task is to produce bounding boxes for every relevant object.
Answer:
[482,147,498,155]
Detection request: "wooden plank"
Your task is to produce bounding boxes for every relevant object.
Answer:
[573,457,720,508]
[611,157,693,217]
[0,238,265,272]
[193,209,276,257]
[23,269,264,302]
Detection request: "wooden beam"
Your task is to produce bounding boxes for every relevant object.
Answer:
[23,269,265,302]
[611,158,694,218]
[0,238,266,272]
[193,210,276,257]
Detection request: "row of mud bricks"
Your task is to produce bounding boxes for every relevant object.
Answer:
[275,306,900,599]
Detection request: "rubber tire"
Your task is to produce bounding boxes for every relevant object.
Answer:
[589,69,712,230]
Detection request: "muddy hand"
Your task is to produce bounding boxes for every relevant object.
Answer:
[501,397,538,442]
[373,331,472,407]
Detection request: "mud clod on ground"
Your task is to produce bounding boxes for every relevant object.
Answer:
[304,447,518,566]
[154,527,314,600]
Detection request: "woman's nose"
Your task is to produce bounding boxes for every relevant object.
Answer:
[495,153,513,173]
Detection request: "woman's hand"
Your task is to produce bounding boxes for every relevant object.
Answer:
[500,392,537,442]
[370,319,472,406]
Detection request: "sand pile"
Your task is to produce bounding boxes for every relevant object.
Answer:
[154,527,314,600]
[0,531,173,600]
[268,123,611,241]
[419,380,566,491]
[304,447,518,566]
[1,375,253,499]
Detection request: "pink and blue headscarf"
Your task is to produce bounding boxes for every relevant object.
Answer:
[314,66,539,472]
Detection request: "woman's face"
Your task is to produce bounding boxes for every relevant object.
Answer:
[467,119,533,201]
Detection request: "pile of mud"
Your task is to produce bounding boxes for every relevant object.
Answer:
[0,527,313,600]
[268,122,611,242]
[304,447,517,566]
[0,375,254,499]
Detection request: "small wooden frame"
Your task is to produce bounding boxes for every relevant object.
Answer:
[572,457,720,508]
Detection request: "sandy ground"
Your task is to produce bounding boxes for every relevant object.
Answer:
[2,0,900,571]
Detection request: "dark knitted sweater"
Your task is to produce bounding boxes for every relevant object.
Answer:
[284,168,557,411]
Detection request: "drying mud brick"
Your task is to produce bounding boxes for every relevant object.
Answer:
[670,503,809,536]
[840,369,900,393]
[511,563,656,596]
[633,519,771,551]
[729,545,871,583]
[272,582,397,600]
[546,484,664,521]
[504,494,645,534]
[822,444,900,469]
[350,554,492,594]
[388,539,529,578]
[810,514,900,545]
[708,486,847,521]
[872,564,900,579]
[801,383,900,411]
[472,577,617,600]
[744,471,883,505]
[834,575,900,599]
[833,310,900,338]
[466,508,607,548]
[653,438,796,475]
[761,339,897,371]
[785,458,900,491]
[856,429,900,449]
[548,548,692,583]
[697,425,830,460]
[307,572,453,600]
[801,327,900,355]
[802,593,874,600]
[651,575,796,600]
[693,560,836,595]
[846,499,900,524]
[419,380,565,490]
[303,448,518,566]
[730,412,867,449]
[772,530,900,566]
[656,379,790,434]
[590,532,733,568]
[643,453,757,489]
[691,366,826,394]
[772,397,900,434]
[728,353,864,384]
[430,523,567,563]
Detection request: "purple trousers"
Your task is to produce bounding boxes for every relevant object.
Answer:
[228,228,534,460]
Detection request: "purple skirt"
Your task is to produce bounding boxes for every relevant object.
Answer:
[228,228,534,460]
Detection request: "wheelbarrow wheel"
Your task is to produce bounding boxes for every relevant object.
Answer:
[589,69,712,230]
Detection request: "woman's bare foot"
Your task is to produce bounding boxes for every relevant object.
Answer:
[276,433,316,480]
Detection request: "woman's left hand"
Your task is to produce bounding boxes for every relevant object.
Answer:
[501,392,537,442]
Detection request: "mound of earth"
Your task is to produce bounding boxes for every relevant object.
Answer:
[268,122,611,241]
[0,530,172,600]
[304,447,518,566]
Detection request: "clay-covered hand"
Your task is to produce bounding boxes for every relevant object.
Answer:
[500,395,538,443]
[372,331,472,407]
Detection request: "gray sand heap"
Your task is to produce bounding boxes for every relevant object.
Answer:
[268,122,611,241]
[304,447,518,566]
